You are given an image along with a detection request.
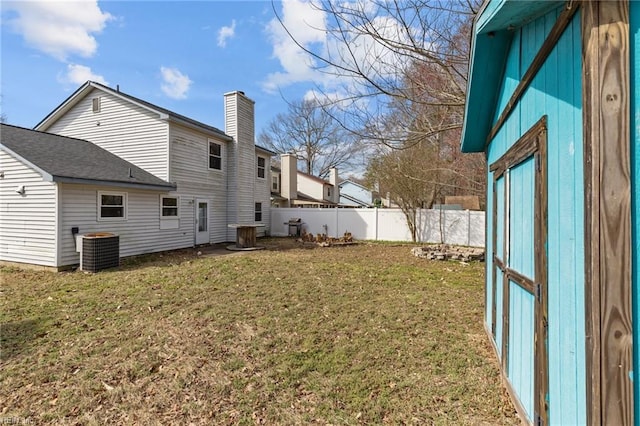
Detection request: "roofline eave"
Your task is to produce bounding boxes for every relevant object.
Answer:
[167,116,232,142]
[52,176,177,191]
[460,0,566,153]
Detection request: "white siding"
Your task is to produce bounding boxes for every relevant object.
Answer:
[224,92,256,240]
[59,183,187,266]
[169,124,228,244]
[224,94,238,238]
[298,174,326,200]
[0,151,58,266]
[254,154,272,235]
[43,88,170,180]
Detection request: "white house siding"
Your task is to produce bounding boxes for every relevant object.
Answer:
[59,183,182,266]
[42,88,170,180]
[298,174,325,200]
[254,155,271,235]
[224,92,256,240]
[0,151,58,266]
[224,94,239,240]
[169,124,229,244]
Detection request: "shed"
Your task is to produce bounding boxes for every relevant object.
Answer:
[461,1,639,424]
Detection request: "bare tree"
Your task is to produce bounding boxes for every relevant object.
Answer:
[257,98,363,178]
[275,0,486,239]
[274,0,480,148]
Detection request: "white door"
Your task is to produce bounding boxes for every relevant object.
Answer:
[195,199,209,245]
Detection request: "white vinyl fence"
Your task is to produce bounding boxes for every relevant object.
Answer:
[270,207,485,247]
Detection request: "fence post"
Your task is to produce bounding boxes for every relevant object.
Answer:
[375,207,379,241]
[334,207,339,238]
[467,210,471,246]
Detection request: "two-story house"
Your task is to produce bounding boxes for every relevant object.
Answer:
[0,81,272,269]
[271,153,339,208]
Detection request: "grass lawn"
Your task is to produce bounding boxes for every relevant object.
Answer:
[1,238,516,425]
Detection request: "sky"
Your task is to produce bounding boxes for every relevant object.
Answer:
[0,0,338,142]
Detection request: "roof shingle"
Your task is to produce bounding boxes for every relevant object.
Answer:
[1,123,176,191]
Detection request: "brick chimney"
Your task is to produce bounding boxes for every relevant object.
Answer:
[281,153,297,206]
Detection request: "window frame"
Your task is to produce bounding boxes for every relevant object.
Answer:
[257,156,266,179]
[98,191,127,221]
[92,97,101,113]
[272,175,279,192]
[254,202,262,222]
[160,195,180,218]
[208,140,222,171]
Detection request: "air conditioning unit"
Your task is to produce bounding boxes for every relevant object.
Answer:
[75,232,120,272]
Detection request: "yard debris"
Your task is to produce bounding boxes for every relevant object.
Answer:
[297,230,355,247]
[412,244,484,262]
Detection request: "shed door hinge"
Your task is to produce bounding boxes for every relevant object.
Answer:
[536,283,542,302]
[536,414,544,426]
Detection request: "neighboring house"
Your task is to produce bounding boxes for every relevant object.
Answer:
[269,165,287,207]
[1,80,272,269]
[271,153,339,208]
[0,124,176,268]
[338,180,373,207]
[461,1,639,425]
[443,195,481,211]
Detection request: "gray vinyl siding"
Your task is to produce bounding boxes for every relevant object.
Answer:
[0,151,58,266]
[236,124,255,224]
[43,88,170,180]
[59,183,184,266]
[224,92,256,240]
[224,94,239,240]
[254,154,271,236]
[169,124,229,243]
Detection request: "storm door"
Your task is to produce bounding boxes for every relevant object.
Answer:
[489,116,548,424]
[195,199,210,245]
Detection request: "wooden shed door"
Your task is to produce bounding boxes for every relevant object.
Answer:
[489,117,548,424]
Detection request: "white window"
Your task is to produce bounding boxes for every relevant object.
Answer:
[327,187,332,198]
[160,195,180,229]
[98,191,126,220]
[92,97,101,113]
[255,202,262,222]
[272,175,279,192]
[209,140,222,170]
[257,156,266,179]
[161,196,179,217]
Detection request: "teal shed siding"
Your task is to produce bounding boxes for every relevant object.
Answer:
[631,3,640,423]
[466,0,638,423]
[483,6,586,424]
[508,283,536,418]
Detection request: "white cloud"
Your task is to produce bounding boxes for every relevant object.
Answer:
[263,0,327,93]
[160,67,192,100]
[4,0,113,61]
[217,19,236,48]
[58,63,108,85]
[263,0,416,95]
